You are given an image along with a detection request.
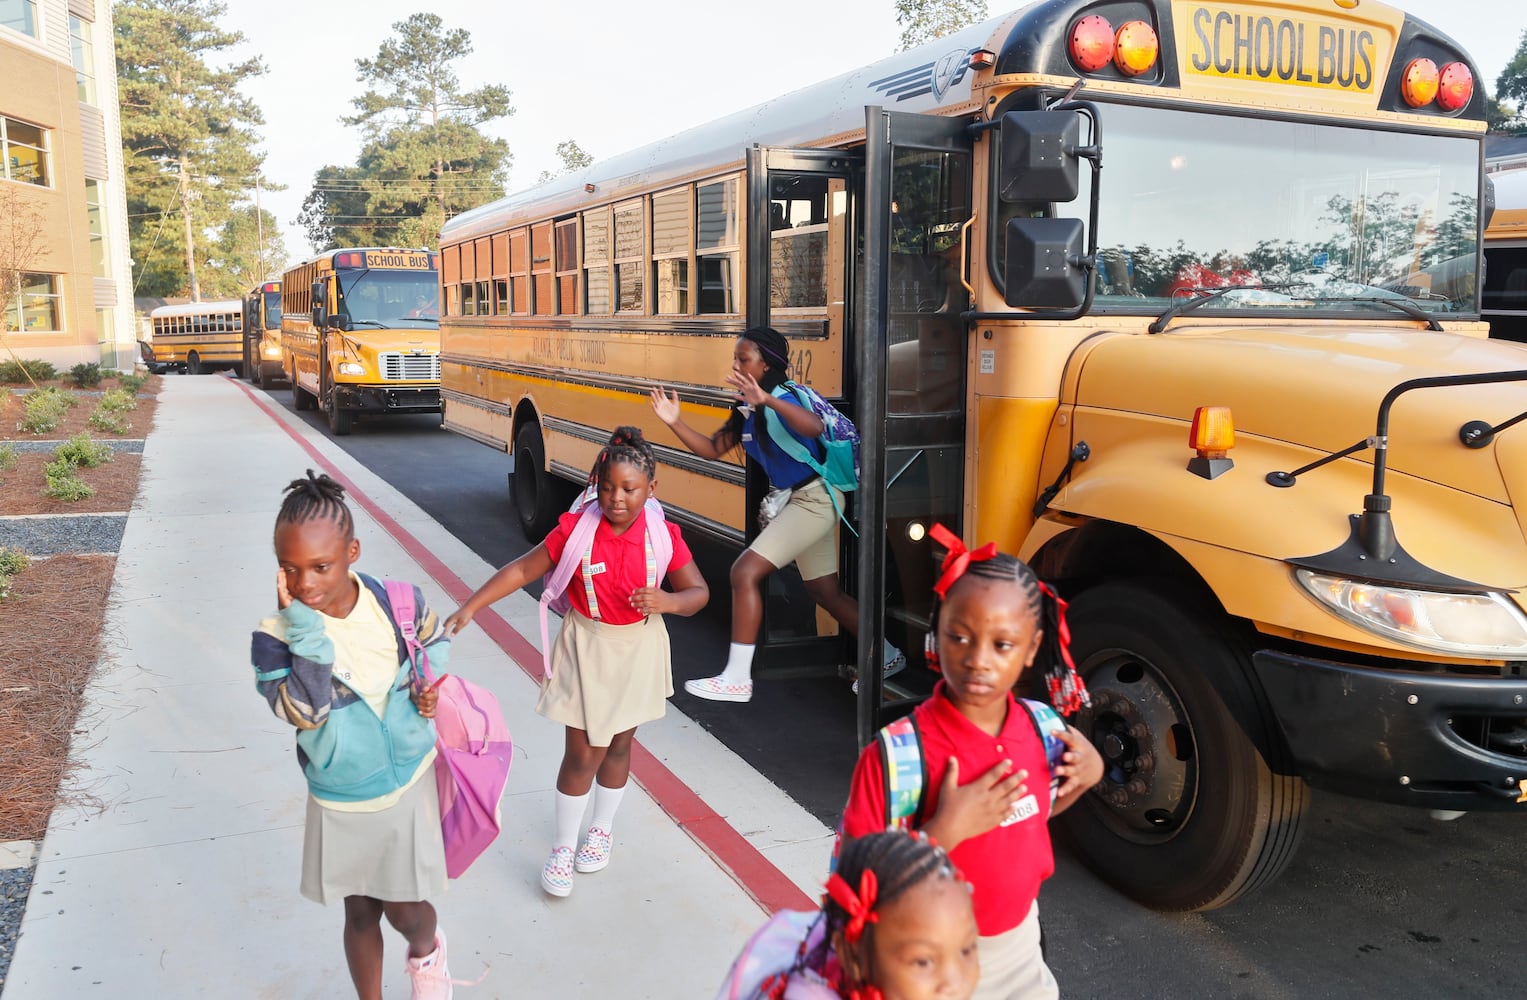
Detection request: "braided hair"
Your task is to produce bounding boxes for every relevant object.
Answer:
[588,425,657,486]
[925,543,1089,715]
[274,469,353,542]
[817,831,963,991]
[716,327,792,452]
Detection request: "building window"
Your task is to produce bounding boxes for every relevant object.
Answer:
[4,273,61,332]
[85,180,110,277]
[70,15,96,104]
[1,117,50,187]
[0,0,38,38]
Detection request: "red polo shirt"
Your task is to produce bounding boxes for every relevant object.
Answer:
[840,681,1054,936]
[544,507,692,626]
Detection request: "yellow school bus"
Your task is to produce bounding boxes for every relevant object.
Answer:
[1484,166,1527,342]
[280,249,442,435]
[242,280,285,388]
[439,0,1521,910]
[147,300,243,375]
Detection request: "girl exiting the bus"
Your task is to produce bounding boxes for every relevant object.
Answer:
[648,326,904,705]
[442,427,708,897]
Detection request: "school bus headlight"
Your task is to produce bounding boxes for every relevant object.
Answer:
[1113,21,1158,77]
[1069,15,1114,73]
[262,345,281,357]
[1436,62,1474,112]
[1401,58,1440,108]
[1295,570,1527,659]
[338,362,366,376]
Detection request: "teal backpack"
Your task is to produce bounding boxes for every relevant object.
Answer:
[761,381,860,531]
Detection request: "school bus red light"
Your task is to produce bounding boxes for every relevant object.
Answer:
[968,49,996,69]
[1069,15,1114,73]
[1401,58,1440,108]
[1113,21,1158,76]
[1190,406,1235,454]
[1436,62,1474,112]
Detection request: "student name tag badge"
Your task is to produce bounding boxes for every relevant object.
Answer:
[1001,793,1040,827]
[586,562,606,575]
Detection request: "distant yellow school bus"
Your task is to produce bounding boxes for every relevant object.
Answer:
[280,249,442,435]
[147,300,243,375]
[242,279,284,388]
[440,0,1525,911]
[1484,167,1527,342]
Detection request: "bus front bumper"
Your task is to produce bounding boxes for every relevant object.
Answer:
[334,384,441,414]
[1252,650,1527,810]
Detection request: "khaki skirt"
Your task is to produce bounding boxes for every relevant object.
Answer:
[973,902,1059,1000]
[536,610,673,746]
[299,765,448,905]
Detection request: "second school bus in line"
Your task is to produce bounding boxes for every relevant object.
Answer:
[439,0,1525,911]
[146,300,243,375]
[242,280,284,388]
[279,249,442,435]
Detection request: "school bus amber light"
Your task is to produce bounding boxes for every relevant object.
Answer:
[1401,58,1440,108]
[1189,406,1234,456]
[1113,21,1158,77]
[1069,15,1114,73]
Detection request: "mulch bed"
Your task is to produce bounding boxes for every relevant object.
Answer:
[0,373,161,841]
[0,554,118,841]
[0,453,142,516]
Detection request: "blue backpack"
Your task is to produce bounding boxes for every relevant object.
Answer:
[762,382,861,530]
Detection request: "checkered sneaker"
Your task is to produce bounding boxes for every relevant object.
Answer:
[541,846,575,897]
[684,675,753,703]
[574,826,613,873]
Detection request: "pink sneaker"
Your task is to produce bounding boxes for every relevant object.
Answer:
[406,928,453,1000]
[575,826,613,873]
[685,675,753,703]
[541,845,575,897]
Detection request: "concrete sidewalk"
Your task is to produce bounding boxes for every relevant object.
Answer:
[4,376,833,999]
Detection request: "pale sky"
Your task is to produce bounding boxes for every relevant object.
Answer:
[217,0,1527,264]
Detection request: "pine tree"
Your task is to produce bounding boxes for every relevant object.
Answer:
[538,140,595,184]
[115,0,269,300]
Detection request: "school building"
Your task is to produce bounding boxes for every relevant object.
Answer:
[1,0,134,370]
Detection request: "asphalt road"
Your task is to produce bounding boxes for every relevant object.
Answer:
[258,382,1526,1000]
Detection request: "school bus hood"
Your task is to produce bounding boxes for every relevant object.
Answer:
[1069,324,1527,507]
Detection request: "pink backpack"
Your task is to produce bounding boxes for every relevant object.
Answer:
[385,580,513,880]
[714,909,839,1000]
[537,492,673,680]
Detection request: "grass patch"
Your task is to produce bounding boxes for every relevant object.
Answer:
[53,433,112,469]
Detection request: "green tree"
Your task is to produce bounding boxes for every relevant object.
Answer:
[895,0,987,51]
[203,206,287,298]
[0,185,47,335]
[115,0,269,299]
[297,165,374,252]
[1494,29,1527,135]
[336,12,513,248]
[538,140,595,184]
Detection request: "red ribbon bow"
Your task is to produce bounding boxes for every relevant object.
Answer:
[929,523,998,599]
[824,869,880,944]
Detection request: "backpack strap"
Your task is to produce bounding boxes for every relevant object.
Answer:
[760,389,856,536]
[877,714,926,831]
[381,578,436,688]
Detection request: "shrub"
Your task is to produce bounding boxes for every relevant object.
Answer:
[87,410,131,434]
[44,457,94,501]
[0,442,14,473]
[69,362,103,388]
[0,547,28,601]
[98,388,137,413]
[0,359,58,383]
[54,433,112,468]
[116,373,148,393]
[17,388,70,434]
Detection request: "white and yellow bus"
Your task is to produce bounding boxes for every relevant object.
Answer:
[147,300,244,375]
[280,249,442,435]
[242,279,284,388]
[440,0,1519,910]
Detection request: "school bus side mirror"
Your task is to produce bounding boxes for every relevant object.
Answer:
[311,280,327,327]
[1483,174,1496,233]
[1003,217,1087,308]
[998,110,1082,204]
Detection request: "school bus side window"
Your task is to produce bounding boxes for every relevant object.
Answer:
[584,208,612,314]
[653,187,691,316]
[554,218,578,315]
[697,177,740,314]
[614,201,645,313]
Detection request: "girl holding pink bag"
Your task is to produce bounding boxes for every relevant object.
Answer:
[444,426,709,898]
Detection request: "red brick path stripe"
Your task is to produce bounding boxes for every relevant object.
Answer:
[230,376,814,913]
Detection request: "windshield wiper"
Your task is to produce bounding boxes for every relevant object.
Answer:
[344,318,386,328]
[1148,283,1300,334]
[1296,294,1443,331]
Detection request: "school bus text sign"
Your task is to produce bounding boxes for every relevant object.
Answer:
[1173,1,1391,95]
[364,251,434,270]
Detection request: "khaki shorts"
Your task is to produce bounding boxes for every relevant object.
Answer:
[748,479,840,582]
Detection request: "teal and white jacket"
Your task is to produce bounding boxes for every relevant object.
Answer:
[250,573,450,804]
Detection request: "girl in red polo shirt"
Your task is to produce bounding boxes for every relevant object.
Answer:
[839,530,1104,999]
[443,427,709,897]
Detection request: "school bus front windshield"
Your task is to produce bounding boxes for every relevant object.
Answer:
[262,291,281,329]
[335,269,441,328]
[1035,103,1481,316]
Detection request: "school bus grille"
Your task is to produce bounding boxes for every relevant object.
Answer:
[379,352,440,381]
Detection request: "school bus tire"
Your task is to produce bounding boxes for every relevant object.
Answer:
[1055,582,1309,912]
[293,382,315,411]
[187,352,204,376]
[512,422,562,541]
[328,397,353,436]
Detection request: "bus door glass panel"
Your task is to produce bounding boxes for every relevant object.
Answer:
[882,146,970,661]
[1484,243,1527,343]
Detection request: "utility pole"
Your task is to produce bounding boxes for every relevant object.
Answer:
[179,156,201,302]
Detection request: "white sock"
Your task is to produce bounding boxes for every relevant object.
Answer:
[719,642,756,685]
[589,782,627,833]
[553,789,590,850]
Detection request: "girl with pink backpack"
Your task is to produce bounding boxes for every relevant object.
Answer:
[443,426,708,897]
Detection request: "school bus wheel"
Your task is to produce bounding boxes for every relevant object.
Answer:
[512,422,565,541]
[1056,582,1309,911]
[187,351,204,376]
[328,395,353,436]
[293,382,315,412]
